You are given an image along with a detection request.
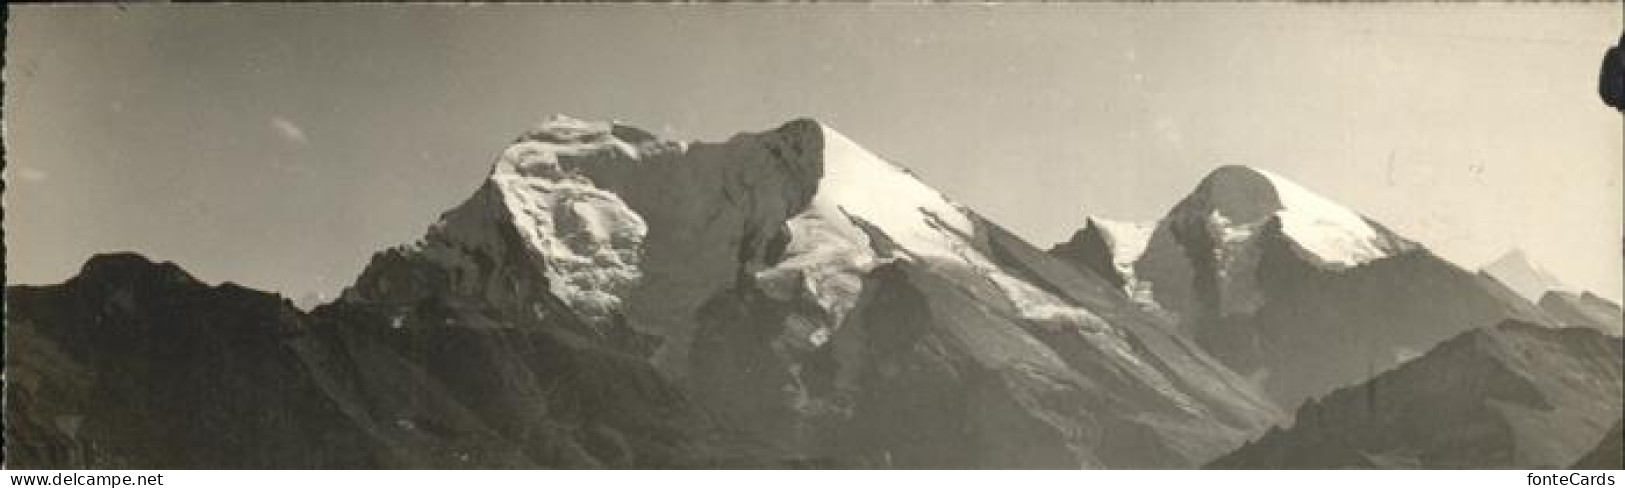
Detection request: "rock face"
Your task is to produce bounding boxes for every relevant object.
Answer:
[1539,291,1624,336]
[340,116,1284,468]
[1061,166,1553,409]
[1050,217,1153,297]
[1209,321,1624,469]
[5,253,766,469]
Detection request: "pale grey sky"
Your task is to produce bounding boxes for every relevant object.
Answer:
[5,4,1620,301]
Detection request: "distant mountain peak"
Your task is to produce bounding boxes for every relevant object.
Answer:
[1483,248,1569,301]
[1179,165,1410,269]
[1106,163,1547,410]
[1129,165,1416,324]
[75,252,200,288]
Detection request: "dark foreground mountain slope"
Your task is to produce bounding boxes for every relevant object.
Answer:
[4,253,767,469]
[1209,321,1623,469]
[5,254,374,468]
[1572,421,1622,470]
[1540,290,1624,336]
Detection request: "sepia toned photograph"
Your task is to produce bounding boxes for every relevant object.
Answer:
[2,3,1621,475]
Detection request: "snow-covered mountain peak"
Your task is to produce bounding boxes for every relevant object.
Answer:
[1180,165,1406,269]
[761,122,1112,339]
[1127,165,1417,323]
[350,116,1143,379]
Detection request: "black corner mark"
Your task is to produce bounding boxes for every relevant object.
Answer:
[1601,32,1625,112]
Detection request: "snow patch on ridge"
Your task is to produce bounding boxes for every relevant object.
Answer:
[1090,218,1155,270]
[1089,217,1155,296]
